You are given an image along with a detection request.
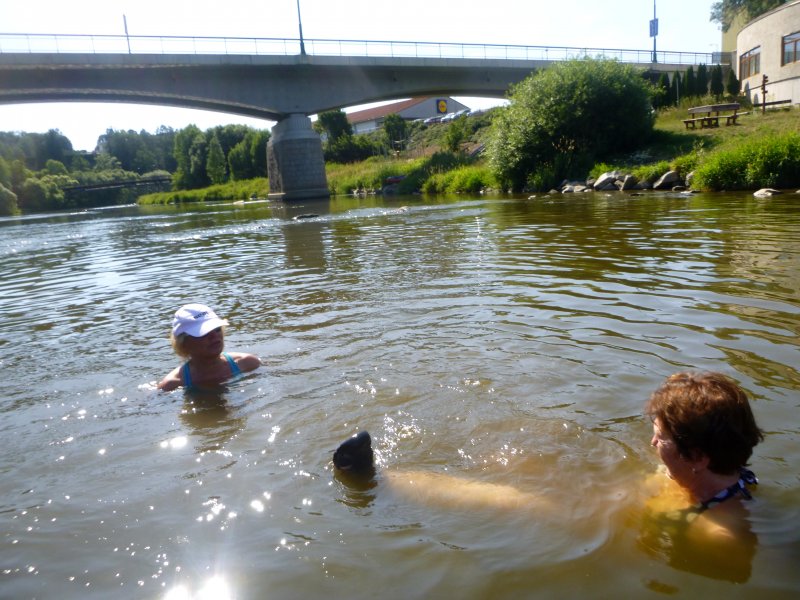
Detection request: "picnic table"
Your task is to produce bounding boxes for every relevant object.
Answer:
[683,103,748,129]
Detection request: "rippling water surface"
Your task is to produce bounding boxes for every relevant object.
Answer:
[1,193,798,598]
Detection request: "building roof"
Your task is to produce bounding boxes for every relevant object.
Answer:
[346,97,430,124]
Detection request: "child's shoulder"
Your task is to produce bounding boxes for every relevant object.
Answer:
[229,352,261,373]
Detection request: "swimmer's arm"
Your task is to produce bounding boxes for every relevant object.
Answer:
[230,352,262,373]
[157,366,183,392]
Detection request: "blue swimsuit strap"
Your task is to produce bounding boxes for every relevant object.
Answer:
[181,362,193,389]
[223,352,242,377]
[181,353,240,389]
[699,468,758,511]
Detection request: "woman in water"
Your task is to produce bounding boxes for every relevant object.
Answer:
[332,371,764,579]
[158,303,261,392]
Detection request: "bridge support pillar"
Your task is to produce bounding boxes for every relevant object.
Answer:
[267,114,329,201]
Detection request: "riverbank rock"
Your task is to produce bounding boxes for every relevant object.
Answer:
[753,188,782,197]
[653,171,683,190]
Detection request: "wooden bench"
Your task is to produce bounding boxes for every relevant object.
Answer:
[683,103,742,129]
[725,111,749,125]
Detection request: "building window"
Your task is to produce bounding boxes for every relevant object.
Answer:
[739,46,761,79]
[783,32,800,65]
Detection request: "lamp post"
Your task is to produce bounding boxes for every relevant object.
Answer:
[296,0,306,56]
[650,0,658,63]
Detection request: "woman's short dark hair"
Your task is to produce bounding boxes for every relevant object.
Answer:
[646,371,764,474]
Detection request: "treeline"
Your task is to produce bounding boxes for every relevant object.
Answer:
[652,64,740,109]
[0,123,271,215]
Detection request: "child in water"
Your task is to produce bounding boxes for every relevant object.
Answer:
[158,303,261,392]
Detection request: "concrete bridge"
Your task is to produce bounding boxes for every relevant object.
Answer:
[0,33,724,201]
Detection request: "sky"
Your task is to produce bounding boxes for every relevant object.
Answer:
[0,0,724,151]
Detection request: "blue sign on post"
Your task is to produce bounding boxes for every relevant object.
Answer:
[649,18,658,38]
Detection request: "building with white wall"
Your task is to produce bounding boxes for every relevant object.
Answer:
[735,1,800,105]
[347,97,469,134]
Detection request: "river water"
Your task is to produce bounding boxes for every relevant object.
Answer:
[1,192,798,599]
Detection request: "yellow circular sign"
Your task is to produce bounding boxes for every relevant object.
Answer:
[437,99,448,114]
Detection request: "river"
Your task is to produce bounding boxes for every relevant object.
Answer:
[1,192,798,599]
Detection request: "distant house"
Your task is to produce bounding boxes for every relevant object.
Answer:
[347,97,470,134]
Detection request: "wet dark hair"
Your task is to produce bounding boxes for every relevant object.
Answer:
[333,431,375,475]
[646,371,764,475]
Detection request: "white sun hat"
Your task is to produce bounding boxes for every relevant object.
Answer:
[171,304,228,338]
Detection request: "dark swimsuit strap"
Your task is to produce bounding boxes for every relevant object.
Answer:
[699,468,758,511]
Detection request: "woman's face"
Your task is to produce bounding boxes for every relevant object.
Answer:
[651,418,694,485]
[183,327,225,358]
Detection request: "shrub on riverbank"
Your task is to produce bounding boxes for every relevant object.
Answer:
[487,58,655,192]
[326,152,477,195]
[692,132,800,191]
[421,165,498,194]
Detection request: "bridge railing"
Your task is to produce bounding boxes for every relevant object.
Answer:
[0,32,724,65]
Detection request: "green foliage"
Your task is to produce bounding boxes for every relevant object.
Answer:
[443,117,470,153]
[631,160,672,183]
[0,129,73,171]
[710,0,785,32]
[172,126,209,190]
[97,127,176,174]
[693,132,800,190]
[421,165,496,194]
[324,134,378,164]
[653,73,671,109]
[726,69,741,96]
[206,135,227,185]
[138,177,269,205]
[0,182,19,216]
[685,66,697,97]
[315,110,353,143]
[16,174,76,212]
[710,65,725,99]
[487,58,654,191]
[383,114,408,151]
[695,64,709,97]
[0,155,11,188]
[43,159,68,176]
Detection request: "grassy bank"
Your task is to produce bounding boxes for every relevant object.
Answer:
[138,178,269,205]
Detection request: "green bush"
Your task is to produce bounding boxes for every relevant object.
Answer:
[487,58,655,191]
[692,133,800,190]
[421,165,496,194]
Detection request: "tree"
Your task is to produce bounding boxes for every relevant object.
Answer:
[444,116,469,153]
[685,66,697,97]
[670,71,683,105]
[710,65,725,99]
[228,129,270,180]
[726,69,741,96]
[487,58,654,192]
[206,135,227,184]
[314,110,352,143]
[696,64,709,97]
[653,73,671,109]
[710,1,786,32]
[173,125,209,190]
[383,114,407,153]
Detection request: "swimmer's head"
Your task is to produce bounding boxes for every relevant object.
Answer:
[333,431,375,476]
